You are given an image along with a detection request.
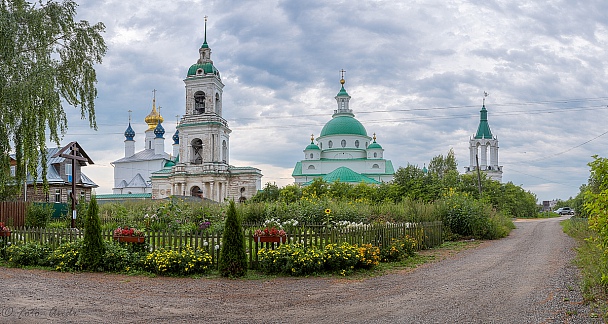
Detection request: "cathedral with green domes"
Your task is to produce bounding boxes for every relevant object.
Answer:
[292,77,394,185]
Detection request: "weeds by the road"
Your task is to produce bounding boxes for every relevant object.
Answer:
[562,217,608,320]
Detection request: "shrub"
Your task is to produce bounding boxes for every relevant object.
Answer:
[258,243,324,276]
[25,203,53,228]
[144,248,181,274]
[80,196,105,271]
[101,242,132,272]
[219,200,247,277]
[357,244,380,269]
[143,247,212,275]
[48,240,82,272]
[323,242,359,274]
[435,191,513,240]
[380,235,417,262]
[6,242,51,267]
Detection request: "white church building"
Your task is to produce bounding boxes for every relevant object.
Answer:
[464,99,503,181]
[111,97,171,195]
[292,76,394,185]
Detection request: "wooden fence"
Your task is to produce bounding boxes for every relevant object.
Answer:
[0,201,27,227]
[4,222,443,269]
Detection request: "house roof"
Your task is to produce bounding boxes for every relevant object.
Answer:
[112,149,169,164]
[16,144,98,188]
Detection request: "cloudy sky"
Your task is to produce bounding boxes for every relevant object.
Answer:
[60,0,608,202]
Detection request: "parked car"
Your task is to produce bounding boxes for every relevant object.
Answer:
[558,207,574,215]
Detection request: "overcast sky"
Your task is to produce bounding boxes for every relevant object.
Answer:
[59,0,608,202]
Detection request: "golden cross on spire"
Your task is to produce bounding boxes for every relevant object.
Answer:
[310,134,314,142]
[152,89,157,102]
[483,91,489,106]
[340,69,346,79]
[128,110,132,123]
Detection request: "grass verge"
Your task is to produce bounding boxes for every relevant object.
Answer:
[562,217,608,320]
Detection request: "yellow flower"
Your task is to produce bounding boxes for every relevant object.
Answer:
[324,208,331,215]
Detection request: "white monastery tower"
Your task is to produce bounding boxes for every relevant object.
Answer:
[464,96,503,181]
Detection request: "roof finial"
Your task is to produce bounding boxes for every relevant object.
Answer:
[340,69,346,85]
[310,134,314,143]
[483,91,489,106]
[203,15,208,46]
[373,133,377,142]
[128,109,132,123]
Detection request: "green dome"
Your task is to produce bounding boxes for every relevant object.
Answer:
[187,62,219,77]
[320,116,367,137]
[164,160,176,168]
[305,143,320,150]
[367,142,382,149]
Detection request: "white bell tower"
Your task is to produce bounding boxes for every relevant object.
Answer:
[178,16,231,171]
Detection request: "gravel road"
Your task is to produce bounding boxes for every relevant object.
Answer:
[0,215,602,323]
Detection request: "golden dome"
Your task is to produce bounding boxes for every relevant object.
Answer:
[144,97,164,130]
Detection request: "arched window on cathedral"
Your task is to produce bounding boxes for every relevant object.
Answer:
[191,138,203,164]
[194,91,205,114]
[355,140,359,148]
[372,164,380,169]
[309,153,313,159]
[328,140,333,148]
[341,139,346,148]
[308,165,315,170]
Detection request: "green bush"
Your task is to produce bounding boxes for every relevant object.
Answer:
[6,242,51,266]
[80,196,105,271]
[356,244,380,269]
[101,242,133,272]
[258,243,324,276]
[219,200,247,277]
[48,240,82,272]
[258,242,379,276]
[380,235,418,262]
[323,242,359,274]
[144,247,212,275]
[435,192,513,240]
[25,203,53,228]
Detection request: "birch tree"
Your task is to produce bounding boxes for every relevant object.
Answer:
[0,0,106,197]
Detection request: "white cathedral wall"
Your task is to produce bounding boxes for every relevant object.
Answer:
[113,159,165,190]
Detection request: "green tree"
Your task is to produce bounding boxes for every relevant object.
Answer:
[219,200,247,277]
[393,164,438,201]
[278,184,302,203]
[250,182,280,202]
[0,0,106,195]
[302,178,329,199]
[80,195,104,271]
[428,148,458,179]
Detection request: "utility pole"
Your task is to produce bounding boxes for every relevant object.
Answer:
[476,154,483,198]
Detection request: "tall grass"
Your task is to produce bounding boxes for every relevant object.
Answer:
[562,217,608,317]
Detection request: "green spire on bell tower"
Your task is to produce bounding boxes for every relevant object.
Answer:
[201,15,209,48]
[475,92,493,139]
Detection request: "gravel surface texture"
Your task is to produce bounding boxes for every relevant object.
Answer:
[0,215,602,323]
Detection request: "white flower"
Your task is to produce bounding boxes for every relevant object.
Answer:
[203,241,209,247]
[214,245,220,250]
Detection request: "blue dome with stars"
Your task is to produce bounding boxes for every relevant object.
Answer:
[124,123,135,141]
[154,121,165,138]
[172,129,179,144]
